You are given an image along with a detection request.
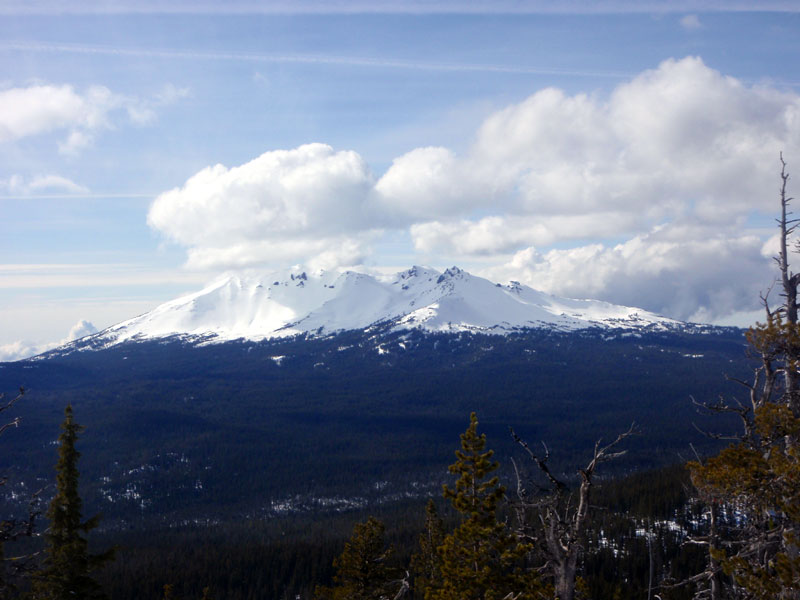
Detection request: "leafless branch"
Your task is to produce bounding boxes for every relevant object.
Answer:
[0,387,25,440]
[391,571,411,600]
[584,423,637,475]
[690,395,754,441]
[510,424,635,600]
[0,387,24,416]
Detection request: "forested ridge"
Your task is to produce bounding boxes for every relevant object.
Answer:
[0,324,748,528]
[0,413,767,599]
[0,398,718,599]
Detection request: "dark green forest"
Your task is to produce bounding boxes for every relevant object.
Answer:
[0,398,715,600]
[0,403,786,600]
[0,325,748,528]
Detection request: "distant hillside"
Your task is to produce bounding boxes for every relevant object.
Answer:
[39,266,679,357]
[1,325,748,528]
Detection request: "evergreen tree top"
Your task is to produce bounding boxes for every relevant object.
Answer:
[35,404,111,600]
[432,412,546,600]
[444,412,505,520]
[47,404,85,534]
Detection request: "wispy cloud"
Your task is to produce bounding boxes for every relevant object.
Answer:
[0,263,208,289]
[680,14,703,30]
[7,42,800,88]
[0,174,89,196]
[0,192,155,200]
[1,1,799,15]
[0,82,188,153]
[0,42,631,79]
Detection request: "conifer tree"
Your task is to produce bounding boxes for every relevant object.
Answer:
[314,516,397,600]
[428,412,546,600]
[33,405,111,600]
[410,499,445,597]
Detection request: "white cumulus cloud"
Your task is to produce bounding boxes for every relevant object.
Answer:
[0,82,188,153]
[148,57,800,323]
[66,319,98,341]
[373,146,485,222]
[147,143,378,270]
[382,57,799,234]
[411,212,642,256]
[0,319,97,362]
[481,223,770,322]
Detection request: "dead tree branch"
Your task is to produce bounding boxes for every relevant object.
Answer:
[510,423,637,600]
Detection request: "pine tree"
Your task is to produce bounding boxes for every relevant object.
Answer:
[692,403,800,598]
[410,499,446,597]
[427,412,545,600]
[314,516,397,600]
[33,405,112,600]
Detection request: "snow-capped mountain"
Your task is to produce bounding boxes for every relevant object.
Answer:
[71,266,678,350]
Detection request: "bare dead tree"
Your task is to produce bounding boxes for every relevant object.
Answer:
[776,152,800,411]
[779,154,799,319]
[509,424,636,600]
[694,156,800,432]
[680,156,800,600]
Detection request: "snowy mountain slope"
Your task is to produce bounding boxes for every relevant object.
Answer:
[68,265,680,350]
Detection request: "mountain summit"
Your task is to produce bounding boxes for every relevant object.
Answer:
[73,266,677,350]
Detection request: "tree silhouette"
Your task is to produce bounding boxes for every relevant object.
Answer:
[33,405,112,600]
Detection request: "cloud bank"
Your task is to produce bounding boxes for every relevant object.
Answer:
[0,319,97,362]
[148,57,800,323]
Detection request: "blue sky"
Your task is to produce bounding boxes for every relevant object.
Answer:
[2,1,800,358]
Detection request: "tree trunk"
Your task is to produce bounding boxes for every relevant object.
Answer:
[554,553,578,600]
[778,154,800,413]
[709,501,722,600]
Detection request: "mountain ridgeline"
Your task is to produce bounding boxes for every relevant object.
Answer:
[0,267,748,527]
[44,265,678,352]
